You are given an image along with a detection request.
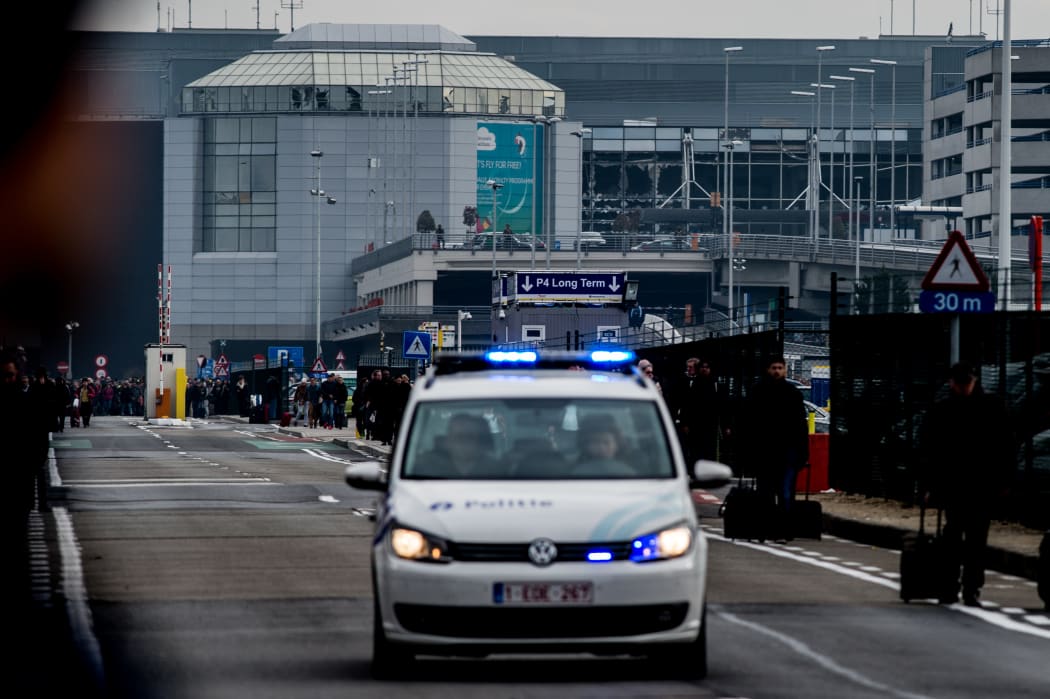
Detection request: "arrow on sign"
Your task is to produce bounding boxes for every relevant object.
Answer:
[522,275,534,292]
[609,276,621,293]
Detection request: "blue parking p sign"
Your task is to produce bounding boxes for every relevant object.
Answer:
[403,331,432,360]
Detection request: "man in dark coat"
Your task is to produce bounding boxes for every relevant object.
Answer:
[672,357,727,473]
[920,361,1014,607]
[743,356,809,535]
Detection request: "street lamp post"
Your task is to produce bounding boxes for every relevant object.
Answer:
[871,59,898,236]
[540,116,561,268]
[850,66,876,245]
[569,128,591,271]
[814,46,836,250]
[722,46,744,218]
[486,179,503,278]
[310,150,336,362]
[724,139,743,332]
[791,90,817,247]
[456,310,472,352]
[853,175,864,313]
[65,321,79,379]
[830,75,856,245]
[813,82,837,242]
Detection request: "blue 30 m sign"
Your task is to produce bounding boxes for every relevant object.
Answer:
[919,290,995,314]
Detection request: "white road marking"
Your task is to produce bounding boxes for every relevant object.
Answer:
[302,447,352,464]
[718,611,935,699]
[706,527,1050,640]
[318,495,339,503]
[999,607,1026,615]
[54,507,105,688]
[1024,615,1050,626]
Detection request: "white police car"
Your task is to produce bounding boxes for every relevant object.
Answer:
[345,350,732,678]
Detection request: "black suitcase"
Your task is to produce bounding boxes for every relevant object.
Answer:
[1038,531,1049,612]
[899,506,957,603]
[249,405,267,424]
[719,478,776,541]
[791,463,823,540]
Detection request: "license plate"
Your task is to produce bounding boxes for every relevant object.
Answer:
[493,581,593,604]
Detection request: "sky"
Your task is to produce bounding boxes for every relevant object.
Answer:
[72,0,1050,40]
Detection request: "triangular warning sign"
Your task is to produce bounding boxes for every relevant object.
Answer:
[921,231,990,292]
[405,336,428,356]
[335,361,346,371]
[335,350,346,361]
[311,356,328,373]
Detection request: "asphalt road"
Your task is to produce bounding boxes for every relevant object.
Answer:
[31,416,1050,698]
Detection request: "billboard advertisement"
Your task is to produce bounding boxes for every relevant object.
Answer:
[476,121,544,239]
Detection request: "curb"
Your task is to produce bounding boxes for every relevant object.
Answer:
[822,514,1040,582]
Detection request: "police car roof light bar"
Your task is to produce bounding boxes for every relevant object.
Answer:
[426,350,637,382]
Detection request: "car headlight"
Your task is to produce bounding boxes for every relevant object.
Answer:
[629,523,693,562]
[389,526,451,563]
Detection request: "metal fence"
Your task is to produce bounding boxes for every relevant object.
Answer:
[830,312,1050,530]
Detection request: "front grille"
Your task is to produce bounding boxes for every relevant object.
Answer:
[451,540,634,562]
[394,603,689,638]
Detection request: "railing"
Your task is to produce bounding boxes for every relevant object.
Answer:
[1012,131,1050,142]
[966,137,992,148]
[1012,178,1049,189]
[1012,85,1050,95]
[966,39,1050,57]
[933,84,966,99]
[966,90,993,103]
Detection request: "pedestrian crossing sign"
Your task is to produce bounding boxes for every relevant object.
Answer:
[402,331,432,360]
[311,356,328,373]
[921,231,990,292]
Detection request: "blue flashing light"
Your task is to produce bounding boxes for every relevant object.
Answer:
[485,350,538,364]
[589,350,635,364]
[586,550,614,562]
[629,533,660,562]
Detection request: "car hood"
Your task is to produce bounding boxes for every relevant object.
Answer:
[388,480,694,542]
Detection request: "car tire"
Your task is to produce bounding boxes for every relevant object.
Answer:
[371,594,414,679]
[648,604,708,679]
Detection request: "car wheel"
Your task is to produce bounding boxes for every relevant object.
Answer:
[371,594,414,679]
[649,604,708,679]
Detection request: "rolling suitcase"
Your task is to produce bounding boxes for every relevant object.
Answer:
[249,405,267,424]
[899,505,957,603]
[719,477,776,541]
[791,463,823,540]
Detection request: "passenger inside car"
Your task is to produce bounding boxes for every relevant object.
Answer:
[574,414,635,477]
[413,413,498,478]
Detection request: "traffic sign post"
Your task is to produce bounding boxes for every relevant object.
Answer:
[920,231,995,365]
[402,331,432,361]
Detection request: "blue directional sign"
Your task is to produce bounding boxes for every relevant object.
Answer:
[402,331,432,360]
[268,346,304,368]
[919,290,995,314]
[513,271,627,303]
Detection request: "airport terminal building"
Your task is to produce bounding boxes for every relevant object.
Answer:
[61,23,1048,369]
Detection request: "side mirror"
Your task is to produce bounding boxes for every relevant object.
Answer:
[345,461,388,492]
[689,460,734,490]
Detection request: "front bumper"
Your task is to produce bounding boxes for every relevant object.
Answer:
[374,541,707,648]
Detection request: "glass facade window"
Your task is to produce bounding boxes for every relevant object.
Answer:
[183,51,565,118]
[200,117,277,253]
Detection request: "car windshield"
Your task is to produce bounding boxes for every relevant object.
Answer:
[401,398,675,480]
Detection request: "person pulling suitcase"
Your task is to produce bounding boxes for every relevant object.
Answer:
[919,361,1014,607]
[739,356,809,543]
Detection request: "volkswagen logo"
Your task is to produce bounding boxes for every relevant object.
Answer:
[527,538,558,566]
